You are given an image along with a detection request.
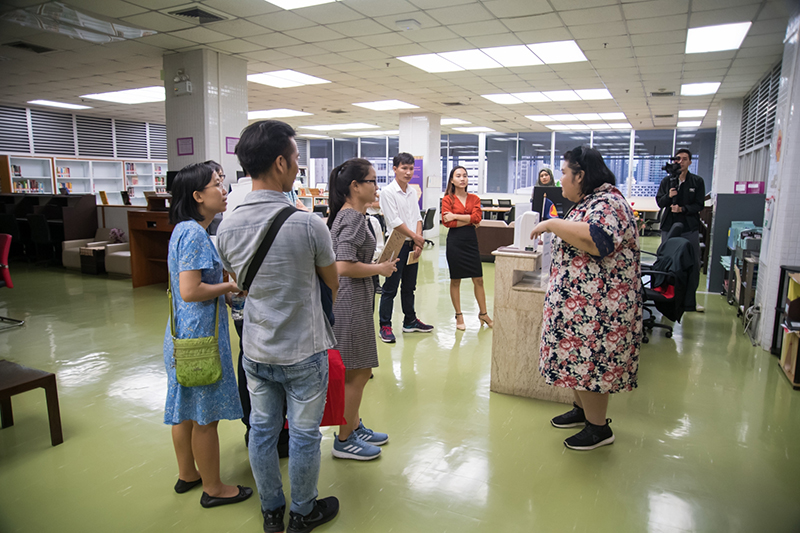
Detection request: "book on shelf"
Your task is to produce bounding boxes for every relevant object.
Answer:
[11,165,22,177]
[130,176,139,185]
[98,191,109,205]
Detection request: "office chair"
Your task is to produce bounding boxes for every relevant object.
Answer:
[313,204,329,217]
[0,234,25,330]
[422,207,436,247]
[497,199,512,207]
[480,198,494,208]
[26,214,58,264]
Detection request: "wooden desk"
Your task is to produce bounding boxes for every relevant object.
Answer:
[482,206,511,221]
[128,210,174,288]
[490,250,572,404]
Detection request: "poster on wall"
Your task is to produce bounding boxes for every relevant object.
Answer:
[412,157,424,209]
[177,137,194,156]
[225,137,239,155]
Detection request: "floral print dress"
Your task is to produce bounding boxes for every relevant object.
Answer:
[539,183,642,394]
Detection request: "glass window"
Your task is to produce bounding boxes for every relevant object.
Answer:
[360,137,390,186]
[387,137,399,164]
[517,132,552,193]
[443,134,479,193]
[486,134,517,193]
[553,132,590,183]
[677,128,716,191]
[590,130,631,190]
[309,138,332,186]
[630,129,674,197]
[333,137,357,166]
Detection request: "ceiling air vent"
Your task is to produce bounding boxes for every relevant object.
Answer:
[492,119,508,123]
[327,109,347,114]
[650,91,675,97]
[168,4,228,24]
[4,41,55,54]
[442,102,464,106]
[654,114,674,118]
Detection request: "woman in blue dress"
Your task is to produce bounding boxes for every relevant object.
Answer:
[164,162,252,508]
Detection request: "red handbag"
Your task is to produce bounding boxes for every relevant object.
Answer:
[284,349,346,428]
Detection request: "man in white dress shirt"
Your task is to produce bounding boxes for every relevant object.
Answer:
[377,152,433,343]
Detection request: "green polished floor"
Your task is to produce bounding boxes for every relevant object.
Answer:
[1,234,800,533]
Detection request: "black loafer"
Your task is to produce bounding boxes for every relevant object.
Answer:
[200,485,253,508]
[174,477,202,494]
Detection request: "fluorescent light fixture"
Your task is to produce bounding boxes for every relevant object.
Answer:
[480,45,543,67]
[546,124,573,130]
[247,70,330,88]
[686,22,752,54]
[542,90,581,101]
[607,123,632,129]
[453,126,496,133]
[526,115,555,122]
[677,121,702,128]
[248,109,312,119]
[397,53,463,73]
[297,134,330,139]
[575,89,613,100]
[549,114,578,121]
[441,118,470,125]
[352,100,418,111]
[514,92,550,103]
[344,130,400,136]
[573,113,602,121]
[301,123,379,131]
[528,40,587,64]
[28,99,91,110]
[677,134,696,138]
[481,94,523,105]
[81,86,165,104]
[599,112,626,120]
[266,0,337,9]
[678,109,707,118]
[439,49,501,70]
[681,82,720,96]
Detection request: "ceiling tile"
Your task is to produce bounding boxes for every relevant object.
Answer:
[749,18,790,36]
[204,19,271,38]
[630,31,685,47]
[120,12,194,32]
[482,0,552,18]
[757,1,793,20]
[623,0,688,19]
[378,43,430,56]
[344,0,418,17]
[401,26,459,43]
[683,50,736,62]
[168,26,231,44]
[633,43,686,57]
[245,33,304,48]
[448,19,509,37]
[561,6,622,25]
[682,59,732,71]
[425,3,495,25]
[567,21,627,38]
[407,0,477,8]
[294,2,364,24]
[691,0,758,11]
[250,11,317,31]
[355,32,413,48]
[422,38,475,53]
[734,45,783,58]
[201,0,281,17]
[285,25,346,43]
[211,39,264,54]
[628,15,688,34]
[125,0,190,9]
[465,33,523,48]
[514,28,572,43]
[302,53,353,66]
[327,18,392,37]
[740,32,784,48]
[689,5,760,27]
[240,49,293,63]
[339,48,392,61]
[136,33,197,51]
[503,13,563,32]
[372,11,441,30]
[577,36,631,50]
[71,0,148,18]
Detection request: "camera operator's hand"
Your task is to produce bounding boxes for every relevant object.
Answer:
[669,188,678,198]
[670,204,683,213]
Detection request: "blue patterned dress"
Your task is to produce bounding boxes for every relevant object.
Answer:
[163,220,242,425]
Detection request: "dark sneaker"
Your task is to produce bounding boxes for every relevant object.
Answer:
[263,505,285,533]
[551,402,586,428]
[287,496,339,533]
[379,326,396,343]
[564,419,615,450]
[402,318,434,333]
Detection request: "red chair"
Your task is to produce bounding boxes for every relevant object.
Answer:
[0,234,25,329]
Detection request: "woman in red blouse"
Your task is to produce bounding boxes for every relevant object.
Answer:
[442,166,493,330]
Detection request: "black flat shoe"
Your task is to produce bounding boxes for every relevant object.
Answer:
[174,477,202,494]
[200,485,253,508]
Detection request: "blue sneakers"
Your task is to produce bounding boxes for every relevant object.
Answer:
[332,432,381,461]
[354,419,389,445]
[402,318,434,333]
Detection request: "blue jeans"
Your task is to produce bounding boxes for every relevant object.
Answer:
[379,241,418,327]
[243,351,328,516]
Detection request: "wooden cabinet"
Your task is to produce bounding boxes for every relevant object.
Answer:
[0,155,54,194]
[128,210,173,288]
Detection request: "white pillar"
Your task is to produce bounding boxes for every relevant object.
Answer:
[478,133,486,194]
[163,49,248,179]
[757,9,800,349]
[711,98,743,196]
[399,112,441,239]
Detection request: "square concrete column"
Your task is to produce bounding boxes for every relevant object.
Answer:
[399,112,441,239]
[163,49,248,179]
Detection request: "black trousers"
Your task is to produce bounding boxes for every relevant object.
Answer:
[378,241,418,327]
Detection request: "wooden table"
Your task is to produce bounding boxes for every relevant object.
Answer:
[482,206,511,221]
[0,359,63,446]
[128,210,174,288]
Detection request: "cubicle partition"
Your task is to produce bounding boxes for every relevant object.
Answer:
[708,193,765,293]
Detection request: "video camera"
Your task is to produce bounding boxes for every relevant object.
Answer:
[661,158,681,177]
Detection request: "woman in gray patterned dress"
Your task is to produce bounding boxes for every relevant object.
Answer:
[327,158,398,461]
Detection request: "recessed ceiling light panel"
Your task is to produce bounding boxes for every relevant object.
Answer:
[248,70,330,88]
[453,127,496,133]
[480,45,543,67]
[265,0,337,10]
[686,22,752,54]
[352,100,418,111]
[528,40,587,64]
[526,115,554,122]
[575,89,612,100]
[514,92,550,103]
[542,90,581,101]
[441,118,471,125]
[28,99,91,110]
[81,86,165,104]
[681,82,720,96]
[301,123,379,131]
[397,53,463,73]
[248,109,312,119]
[438,49,501,70]
[481,94,523,105]
[678,109,707,118]
[677,121,702,128]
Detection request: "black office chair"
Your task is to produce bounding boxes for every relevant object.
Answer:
[313,205,329,217]
[480,198,494,208]
[26,214,58,265]
[497,199,512,207]
[422,207,436,247]
[640,223,697,343]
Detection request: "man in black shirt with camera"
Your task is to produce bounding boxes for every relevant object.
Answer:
[655,148,705,312]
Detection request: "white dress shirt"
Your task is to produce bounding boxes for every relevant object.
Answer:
[379,179,422,240]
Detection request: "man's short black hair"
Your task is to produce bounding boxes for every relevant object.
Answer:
[393,152,414,168]
[235,120,296,179]
[675,148,692,160]
[169,162,215,225]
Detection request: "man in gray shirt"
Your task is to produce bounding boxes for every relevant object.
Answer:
[216,120,340,533]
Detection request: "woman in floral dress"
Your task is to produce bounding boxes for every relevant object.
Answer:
[531,146,642,451]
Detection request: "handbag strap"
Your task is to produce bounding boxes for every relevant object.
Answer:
[242,205,298,291]
[168,275,219,340]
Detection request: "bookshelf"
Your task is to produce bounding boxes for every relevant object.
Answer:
[55,159,92,194]
[125,161,160,206]
[0,156,54,194]
[91,160,125,204]
[154,163,167,193]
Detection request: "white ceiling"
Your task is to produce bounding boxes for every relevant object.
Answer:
[0,0,792,134]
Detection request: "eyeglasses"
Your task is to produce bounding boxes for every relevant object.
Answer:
[361,179,377,184]
[204,180,225,191]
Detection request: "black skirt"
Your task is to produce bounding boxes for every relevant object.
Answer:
[446,225,483,279]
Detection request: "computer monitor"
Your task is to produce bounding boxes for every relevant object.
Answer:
[166,170,179,192]
[532,187,574,219]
